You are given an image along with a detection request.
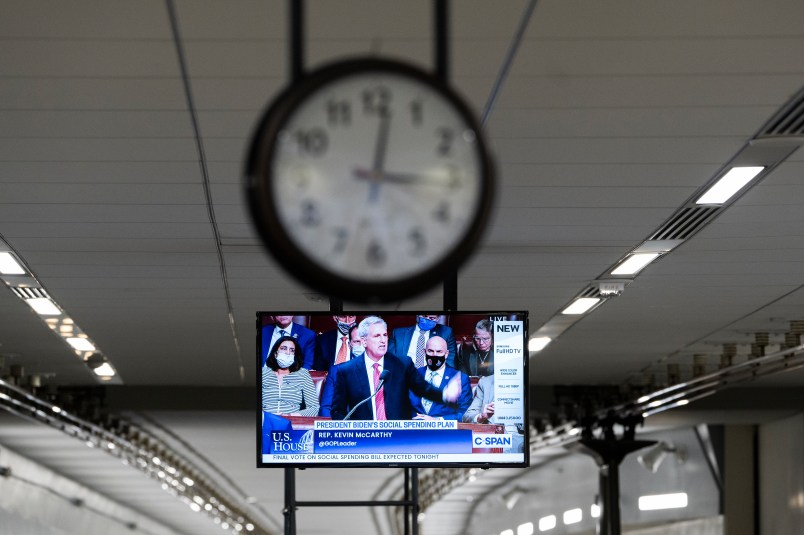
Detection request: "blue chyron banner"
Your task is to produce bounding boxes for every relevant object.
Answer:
[267,428,473,455]
[262,420,517,464]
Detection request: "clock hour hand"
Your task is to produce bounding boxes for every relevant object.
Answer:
[353,168,455,188]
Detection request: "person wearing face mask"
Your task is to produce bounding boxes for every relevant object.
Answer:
[262,336,320,416]
[313,315,358,372]
[318,326,364,417]
[408,336,473,420]
[261,315,316,369]
[388,313,457,369]
[347,324,365,358]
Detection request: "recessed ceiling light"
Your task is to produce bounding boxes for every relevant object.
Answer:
[563,508,582,525]
[638,492,688,511]
[611,253,660,276]
[93,362,116,377]
[0,252,26,275]
[538,515,556,531]
[561,297,600,315]
[696,166,764,205]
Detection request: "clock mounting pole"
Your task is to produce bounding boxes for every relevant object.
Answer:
[434,0,459,311]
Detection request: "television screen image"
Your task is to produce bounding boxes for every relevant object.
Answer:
[257,311,529,468]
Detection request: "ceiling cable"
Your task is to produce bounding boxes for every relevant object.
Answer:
[480,0,539,127]
[166,0,245,382]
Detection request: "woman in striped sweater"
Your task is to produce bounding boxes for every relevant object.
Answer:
[262,335,320,416]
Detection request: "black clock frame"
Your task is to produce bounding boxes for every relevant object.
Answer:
[245,57,495,302]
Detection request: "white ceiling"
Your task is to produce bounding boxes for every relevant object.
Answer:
[1,1,803,534]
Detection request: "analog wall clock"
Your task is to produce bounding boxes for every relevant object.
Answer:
[246,57,494,302]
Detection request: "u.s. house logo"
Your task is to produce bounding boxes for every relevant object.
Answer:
[270,430,314,454]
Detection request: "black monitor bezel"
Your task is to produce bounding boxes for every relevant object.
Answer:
[256,310,530,469]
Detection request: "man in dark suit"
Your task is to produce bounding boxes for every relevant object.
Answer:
[331,316,462,421]
[313,315,357,371]
[409,336,473,420]
[388,314,458,369]
[261,315,316,369]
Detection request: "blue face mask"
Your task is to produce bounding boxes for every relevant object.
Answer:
[417,316,437,331]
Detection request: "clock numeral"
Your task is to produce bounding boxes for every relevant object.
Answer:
[300,200,321,226]
[433,201,450,223]
[436,127,454,157]
[295,128,328,157]
[362,86,391,117]
[410,99,423,127]
[408,227,427,256]
[326,100,351,127]
[332,227,349,253]
[366,241,387,267]
[289,166,312,190]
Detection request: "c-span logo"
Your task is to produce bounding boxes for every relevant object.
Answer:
[472,433,512,449]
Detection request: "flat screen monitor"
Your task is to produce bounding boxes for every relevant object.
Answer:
[257,311,529,468]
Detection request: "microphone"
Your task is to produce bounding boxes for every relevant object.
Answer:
[343,370,390,420]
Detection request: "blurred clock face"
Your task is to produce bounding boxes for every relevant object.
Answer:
[270,70,484,282]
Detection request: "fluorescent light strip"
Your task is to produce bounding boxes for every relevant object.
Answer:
[696,166,764,205]
[611,253,660,276]
[66,337,96,351]
[529,336,551,352]
[590,504,601,518]
[562,297,600,315]
[517,522,534,535]
[638,492,688,511]
[25,297,62,316]
[9,264,119,383]
[0,252,26,275]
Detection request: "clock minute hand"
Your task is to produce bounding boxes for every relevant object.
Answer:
[372,111,392,173]
[367,112,391,202]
